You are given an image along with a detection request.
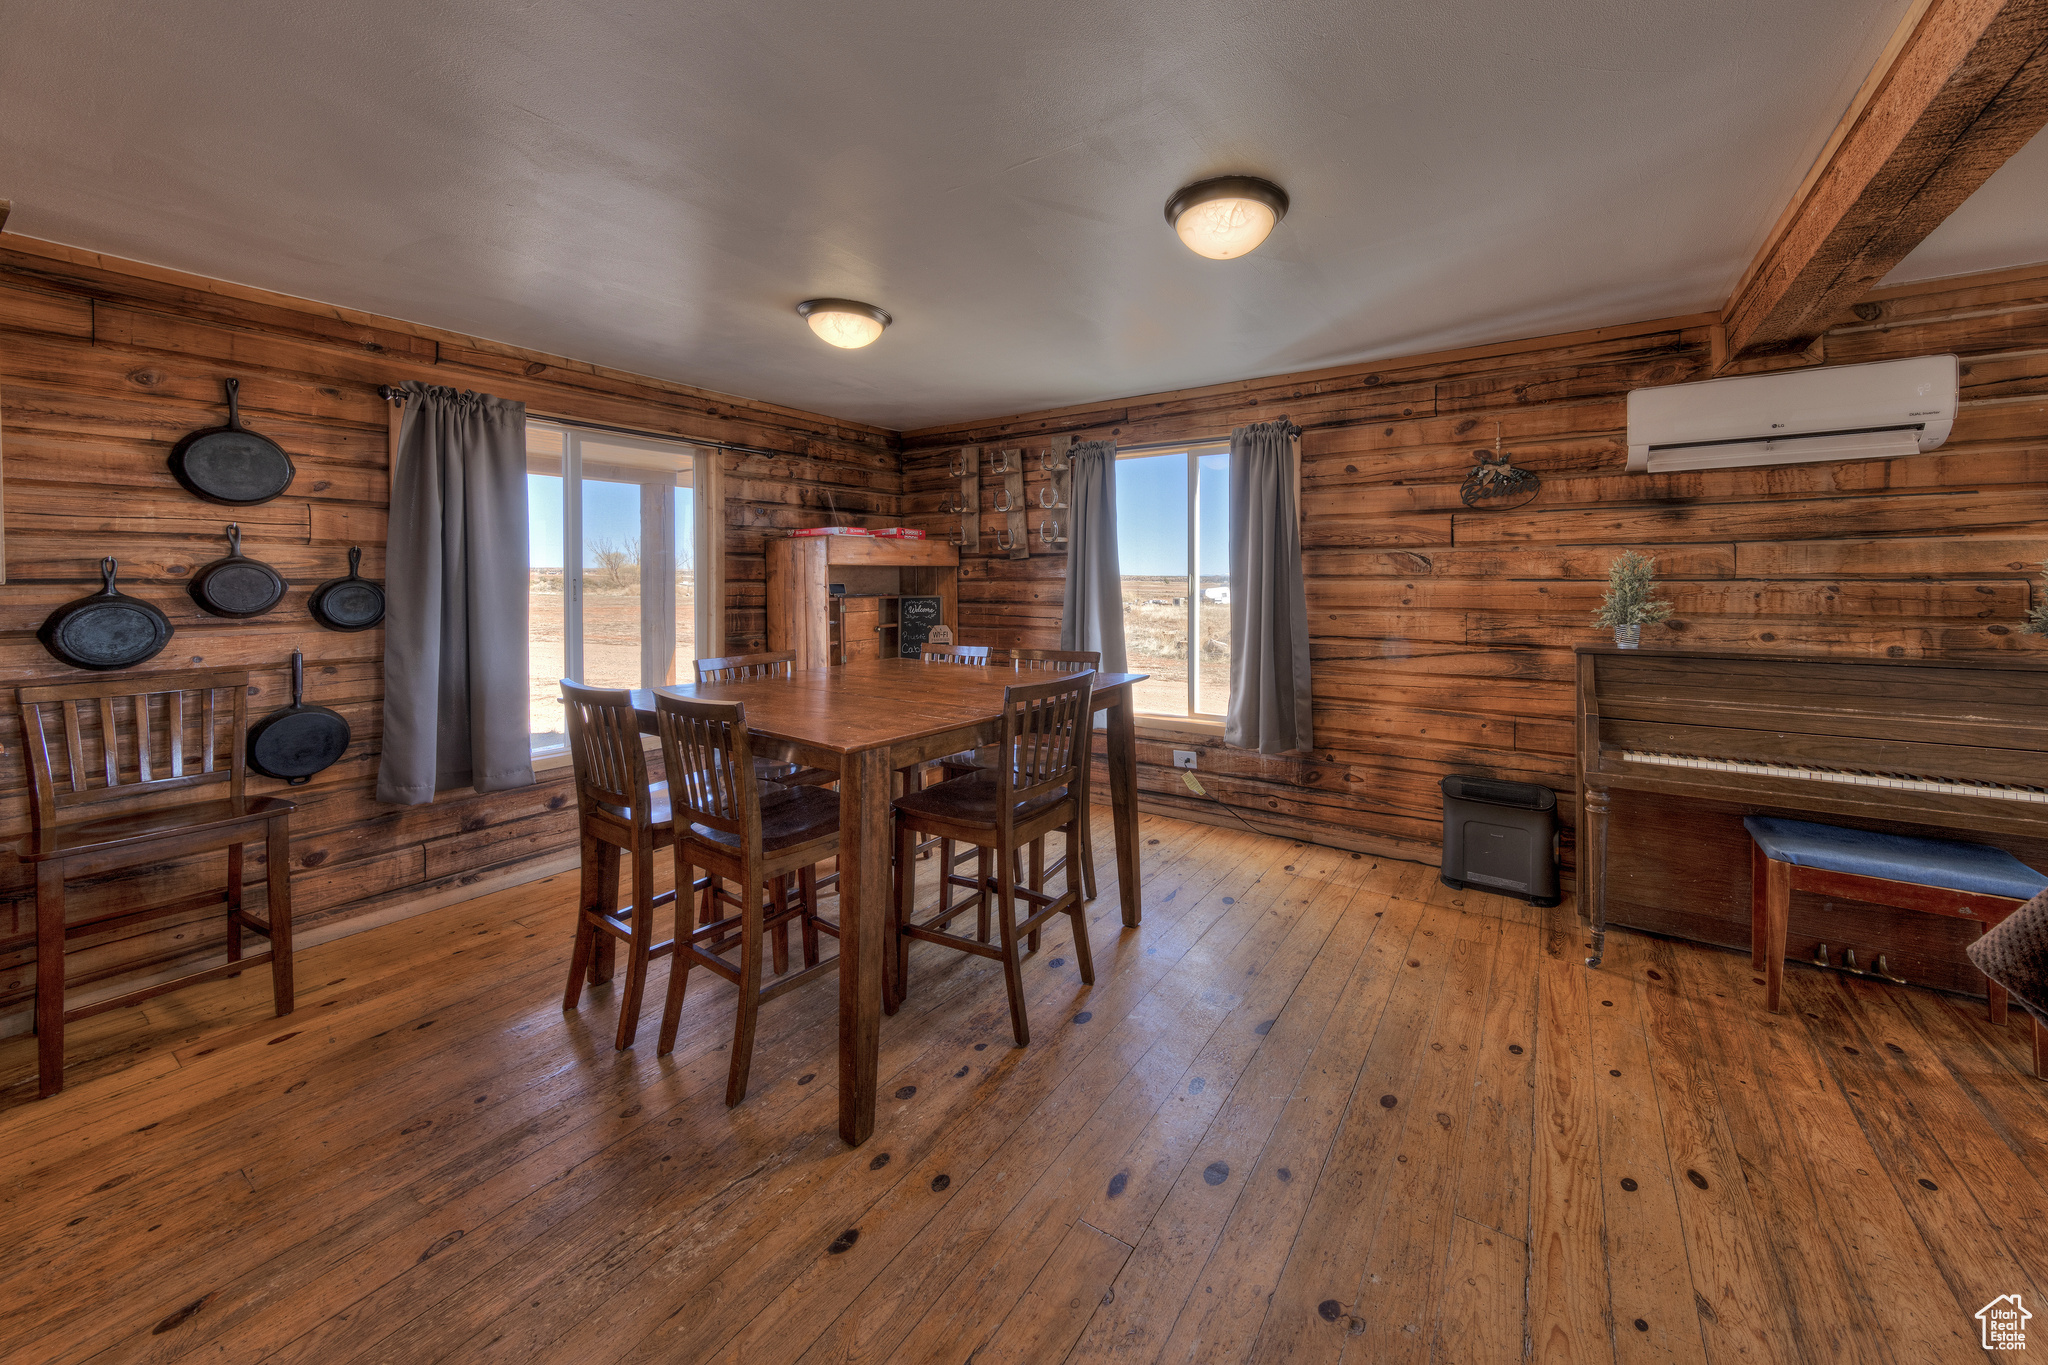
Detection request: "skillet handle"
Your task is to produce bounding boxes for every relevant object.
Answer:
[348,545,362,578]
[101,558,118,593]
[292,648,304,707]
[226,523,241,557]
[225,378,243,431]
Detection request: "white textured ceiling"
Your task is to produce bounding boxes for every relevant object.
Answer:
[0,0,1955,430]
[1883,126,2048,286]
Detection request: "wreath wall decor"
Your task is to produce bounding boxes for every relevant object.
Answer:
[1460,423,1542,509]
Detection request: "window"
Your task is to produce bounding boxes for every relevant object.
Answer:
[527,420,712,754]
[1116,441,1231,719]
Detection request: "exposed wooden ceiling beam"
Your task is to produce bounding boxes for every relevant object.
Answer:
[1723,0,2048,357]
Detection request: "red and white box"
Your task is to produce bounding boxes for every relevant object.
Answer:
[871,527,927,540]
[786,526,873,537]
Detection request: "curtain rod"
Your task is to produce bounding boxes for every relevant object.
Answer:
[1113,413,1301,455]
[377,385,836,462]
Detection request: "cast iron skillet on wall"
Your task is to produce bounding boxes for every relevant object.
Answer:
[309,547,386,631]
[189,524,287,619]
[168,378,297,506]
[248,650,352,785]
[38,558,175,670]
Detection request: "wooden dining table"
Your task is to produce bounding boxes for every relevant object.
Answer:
[629,658,1150,1146]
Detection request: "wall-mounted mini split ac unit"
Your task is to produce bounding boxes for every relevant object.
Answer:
[1626,353,1957,474]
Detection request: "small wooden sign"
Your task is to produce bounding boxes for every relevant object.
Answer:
[899,595,945,657]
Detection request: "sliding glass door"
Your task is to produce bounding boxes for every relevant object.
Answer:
[527,421,703,754]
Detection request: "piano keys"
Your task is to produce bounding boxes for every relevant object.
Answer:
[1576,647,2048,967]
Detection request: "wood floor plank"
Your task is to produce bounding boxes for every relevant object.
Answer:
[1060,878,1399,1363]
[1792,968,2048,1338]
[1668,946,1899,1365]
[1527,947,1612,1365]
[968,1219,1133,1365]
[1692,948,1984,1364]
[744,839,1312,1365]
[1583,936,1710,1365]
[874,857,1341,1365]
[1133,868,1442,1365]
[1245,895,1486,1362]
[1342,893,1502,1363]
[1431,1214,1529,1365]
[1627,933,1800,1365]
[1449,912,1538,1244]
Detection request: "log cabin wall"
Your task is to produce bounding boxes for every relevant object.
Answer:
[0,235,898,1029]
[899,262,2048,994]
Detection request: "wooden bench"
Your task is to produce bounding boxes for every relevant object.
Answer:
[1746,815,2047,1074]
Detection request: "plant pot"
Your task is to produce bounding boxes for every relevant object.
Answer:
[1613,623,1642,649]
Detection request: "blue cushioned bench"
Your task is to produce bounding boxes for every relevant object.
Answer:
[1745,816,2048,1035]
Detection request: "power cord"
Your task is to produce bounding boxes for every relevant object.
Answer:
[1178,768,1280,840]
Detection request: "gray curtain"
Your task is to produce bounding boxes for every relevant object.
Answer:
[1226,419,1312,754]
[1060,438,1127,672]
[378,383,534,804]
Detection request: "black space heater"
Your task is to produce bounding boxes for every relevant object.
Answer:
[1439,775,1560,907]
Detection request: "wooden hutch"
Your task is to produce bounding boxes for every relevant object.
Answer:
[765,535,960,669]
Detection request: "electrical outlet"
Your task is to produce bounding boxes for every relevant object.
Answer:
[1173,750,1198,769]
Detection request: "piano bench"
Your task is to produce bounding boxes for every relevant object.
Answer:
[1745,817,2048,1076]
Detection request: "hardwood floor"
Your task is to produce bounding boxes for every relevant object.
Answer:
[2,813,2042,1363]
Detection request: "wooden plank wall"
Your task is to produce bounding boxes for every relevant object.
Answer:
[898,263,2048,989]
[0,235,899,1023]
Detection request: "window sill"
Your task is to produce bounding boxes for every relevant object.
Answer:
[531,733,660,774]
[1133,713,1227,739]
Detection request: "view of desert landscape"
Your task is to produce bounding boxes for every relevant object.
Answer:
[1121,574,1230,716]
[529,555,695,745]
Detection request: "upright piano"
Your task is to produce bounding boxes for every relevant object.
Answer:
[1576,647,2048,966]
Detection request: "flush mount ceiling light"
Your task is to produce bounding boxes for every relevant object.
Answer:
[796,298,892,349]
[1164,176,1290,260]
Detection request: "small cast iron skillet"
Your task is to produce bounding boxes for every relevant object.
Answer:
[168,378,297,506]
[38,558,175,671]
[189,523,286,619]
[247,650,352,786]
[309,546,386,632]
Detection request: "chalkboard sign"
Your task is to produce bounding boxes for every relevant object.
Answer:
[898,596,944,658]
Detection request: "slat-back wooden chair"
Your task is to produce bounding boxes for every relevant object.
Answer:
[889,671,1096,1046]
[13,669,294,1098]
[921,645,995,666]
[917,643,1003,924]
[695,651,837,959]
[561,679,681,1050]
[942,648,1101,906]
[691,654,837,794]
[653,694,841,1105]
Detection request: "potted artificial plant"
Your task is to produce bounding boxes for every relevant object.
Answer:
[1594,550,1672,649]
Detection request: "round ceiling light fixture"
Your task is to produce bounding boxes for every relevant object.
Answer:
[1164,176,1290,260]
[796,298,892,349]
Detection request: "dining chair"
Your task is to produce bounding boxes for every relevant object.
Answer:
[920,644,995,666]
[888,670,1096,1046]
[696,650,839,963]
[942,648,1101,905]
[693,652,837,790]
[916,642,1000,910]
[14,669,295,1098]
[560,679,680,1051]
[654,693,842,1105]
